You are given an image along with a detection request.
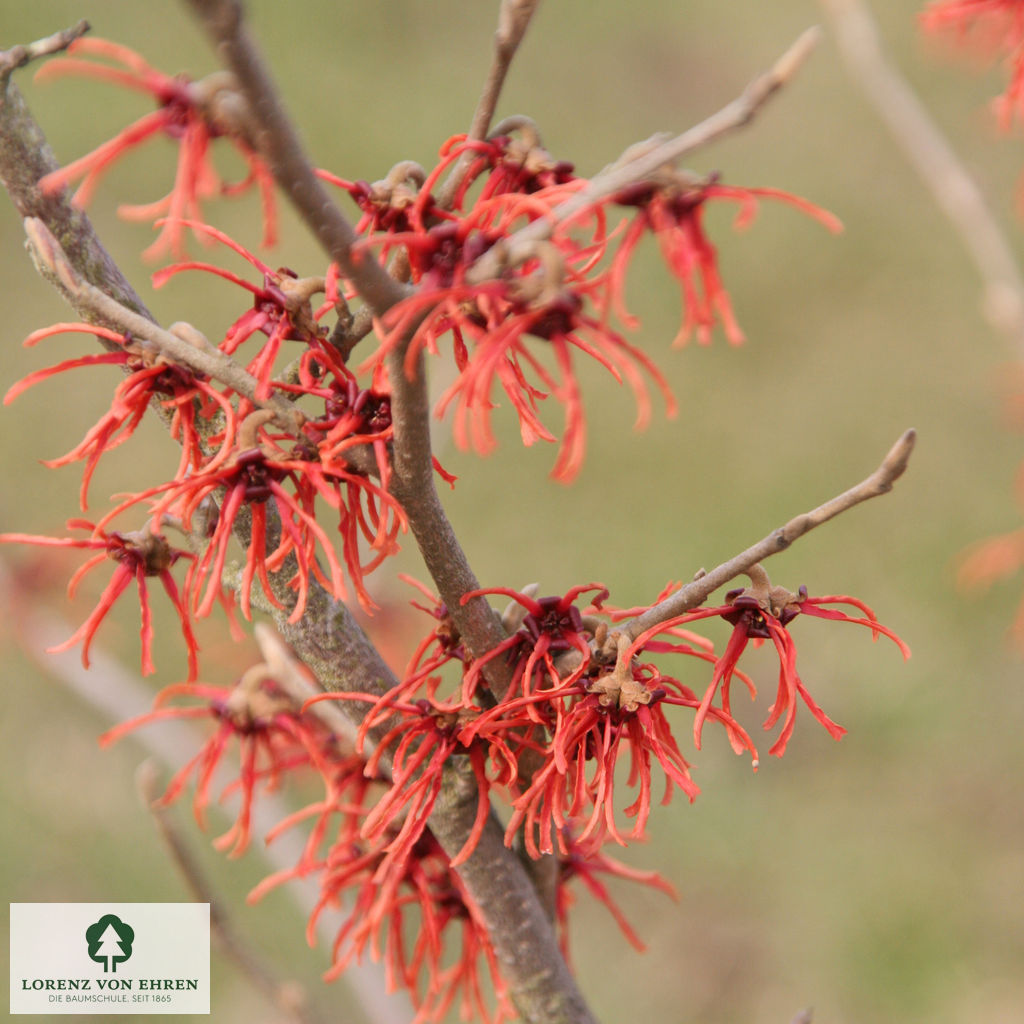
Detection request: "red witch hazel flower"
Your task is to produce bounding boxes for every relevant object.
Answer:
[361,188,674,481]
[479,622,746,857]
[413,118,580,212]
[921,0,1024,131]
[35,36,276,259]
[392,574,468,698]
[101,663,339,857]
[283,353,396,487]
[610,164,842,346]
[447,584,741,857]
[318,120,579,250]
[0,518,199,681]
[304,687,497,870]
[317,160,455,256]
[100,408,405,619]
[459,582,611,705]
[5,321,236,509]
[672,564,910,760]
[152,221,336,399]
[272,829,515,1024]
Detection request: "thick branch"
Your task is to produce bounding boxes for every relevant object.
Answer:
[625,428,916,639]
[180,9,594,1016]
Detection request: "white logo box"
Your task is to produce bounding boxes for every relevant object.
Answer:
[10,903,209,1015]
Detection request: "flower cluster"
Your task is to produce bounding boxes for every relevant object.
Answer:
[310,569,907,878]
[3,299,405,674]
[101,651,669,1023]
[7,38,846,676]
[320,119,839,480]
[88,564,905,1018]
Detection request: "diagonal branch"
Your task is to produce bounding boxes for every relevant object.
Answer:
[23,217,305,435]
[623,428,916,639]
[0,20,90,79]
[182,0,409,317]
[622,425,921,634]
[468,26,822,282]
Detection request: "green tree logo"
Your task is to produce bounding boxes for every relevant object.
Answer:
[85,914,135,973]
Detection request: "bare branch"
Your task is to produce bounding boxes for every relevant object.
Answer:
[436,0,542,208]
[624,428,916,639]
[23,217,306,436]
[0,20,90,80]
[821,0,1024,349]
[469,26,822,282]
[478,0,541,135]
[183,0,409,317]
[253,623,361,745]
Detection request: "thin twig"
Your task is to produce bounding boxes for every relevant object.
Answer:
[137,761,327,1024]
[468,26,822,282]
[0,20,90,80]
[23,217,306,436]
[436,0,542,208]
[624,428,916,639]
[821,0,1024,349]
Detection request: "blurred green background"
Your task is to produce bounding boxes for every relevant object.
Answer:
[2,1,1022,1022]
